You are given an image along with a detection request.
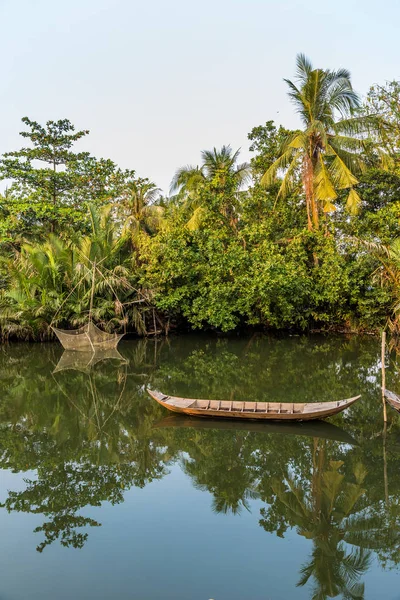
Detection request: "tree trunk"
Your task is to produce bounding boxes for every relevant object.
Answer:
[303,156,314,231]
[303,156,320,265]
[305,196,312,231]
[51,159,57,233]
[311,196,319,230]
[303,153,321,231]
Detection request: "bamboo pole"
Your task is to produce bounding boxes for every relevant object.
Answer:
[383,422,389,507]
[89,260,96,323]
[382,331,387,423]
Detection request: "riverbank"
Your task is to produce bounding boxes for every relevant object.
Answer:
[0,320,384,344]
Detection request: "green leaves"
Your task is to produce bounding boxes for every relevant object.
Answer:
[0,205,151,340]
[0,117,137,241]
[260,55,385,228]
[0,85,399,339]
[0,117,90,202]
[347,188,362,214]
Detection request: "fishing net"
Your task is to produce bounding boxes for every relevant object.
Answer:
[51,322,124,351]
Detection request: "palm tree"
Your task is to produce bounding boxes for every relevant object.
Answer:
[260,443,382,600]
[170,145,251,228]
[170,165,205,201]
[261,54,379,230]
[117,177,163,239]
[0,205,148,339]
[359,237,400,334]
[171,145,250,195]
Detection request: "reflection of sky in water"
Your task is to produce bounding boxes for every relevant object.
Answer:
[0,465,398,600]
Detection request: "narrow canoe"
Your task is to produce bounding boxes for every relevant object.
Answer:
[147,389,361,421]
[384,389,400,413]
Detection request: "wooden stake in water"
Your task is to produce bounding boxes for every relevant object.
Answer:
[383,421,389,506]
[382,331,387,423]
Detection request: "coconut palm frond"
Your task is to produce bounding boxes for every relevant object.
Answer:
[0,205,159,340]
[262,54,385,228]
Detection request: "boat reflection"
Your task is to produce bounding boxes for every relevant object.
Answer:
[154,414,358,445]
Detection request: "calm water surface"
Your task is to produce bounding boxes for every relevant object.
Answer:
[1,334,400,600]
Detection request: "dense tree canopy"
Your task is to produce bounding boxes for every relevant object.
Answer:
[0,118,135,242]
[1,54,400,339]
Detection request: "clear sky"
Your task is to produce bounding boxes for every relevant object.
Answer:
[1,0,399,193]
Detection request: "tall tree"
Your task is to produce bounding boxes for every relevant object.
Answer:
[261,55,378,230]
[0,117,135,238]
[171,145,250,197]
[117,177,163,240]
[170,145,251,228]
[248,120,294,178]
[364,81,400,161]
[0,117,89,208]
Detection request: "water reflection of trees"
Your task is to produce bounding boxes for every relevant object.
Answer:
[0,335,400,598]
[260,442,373,600]
[0,341,171,551]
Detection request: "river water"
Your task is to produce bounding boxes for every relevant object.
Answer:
[1,333,400,600]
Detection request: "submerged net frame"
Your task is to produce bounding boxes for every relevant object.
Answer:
[53,347,128,373]
[51,347,129,435]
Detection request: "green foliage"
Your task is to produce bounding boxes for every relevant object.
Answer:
[0,205,155,340]
[260,55,385,229]
[364,81,400,160]
[0,117,135,241]
[1,55,400,337]
[141,185,351,332]
[115,176,164,243]
[248,120,294,178]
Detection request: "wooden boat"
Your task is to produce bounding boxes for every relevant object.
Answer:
[147,389,361,421]
[384,389,400,413]
[154,415,358,445]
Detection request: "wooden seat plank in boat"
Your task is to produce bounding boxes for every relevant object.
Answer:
[147,389,361,422]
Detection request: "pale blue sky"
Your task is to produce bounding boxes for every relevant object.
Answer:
[1,0,399,193]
